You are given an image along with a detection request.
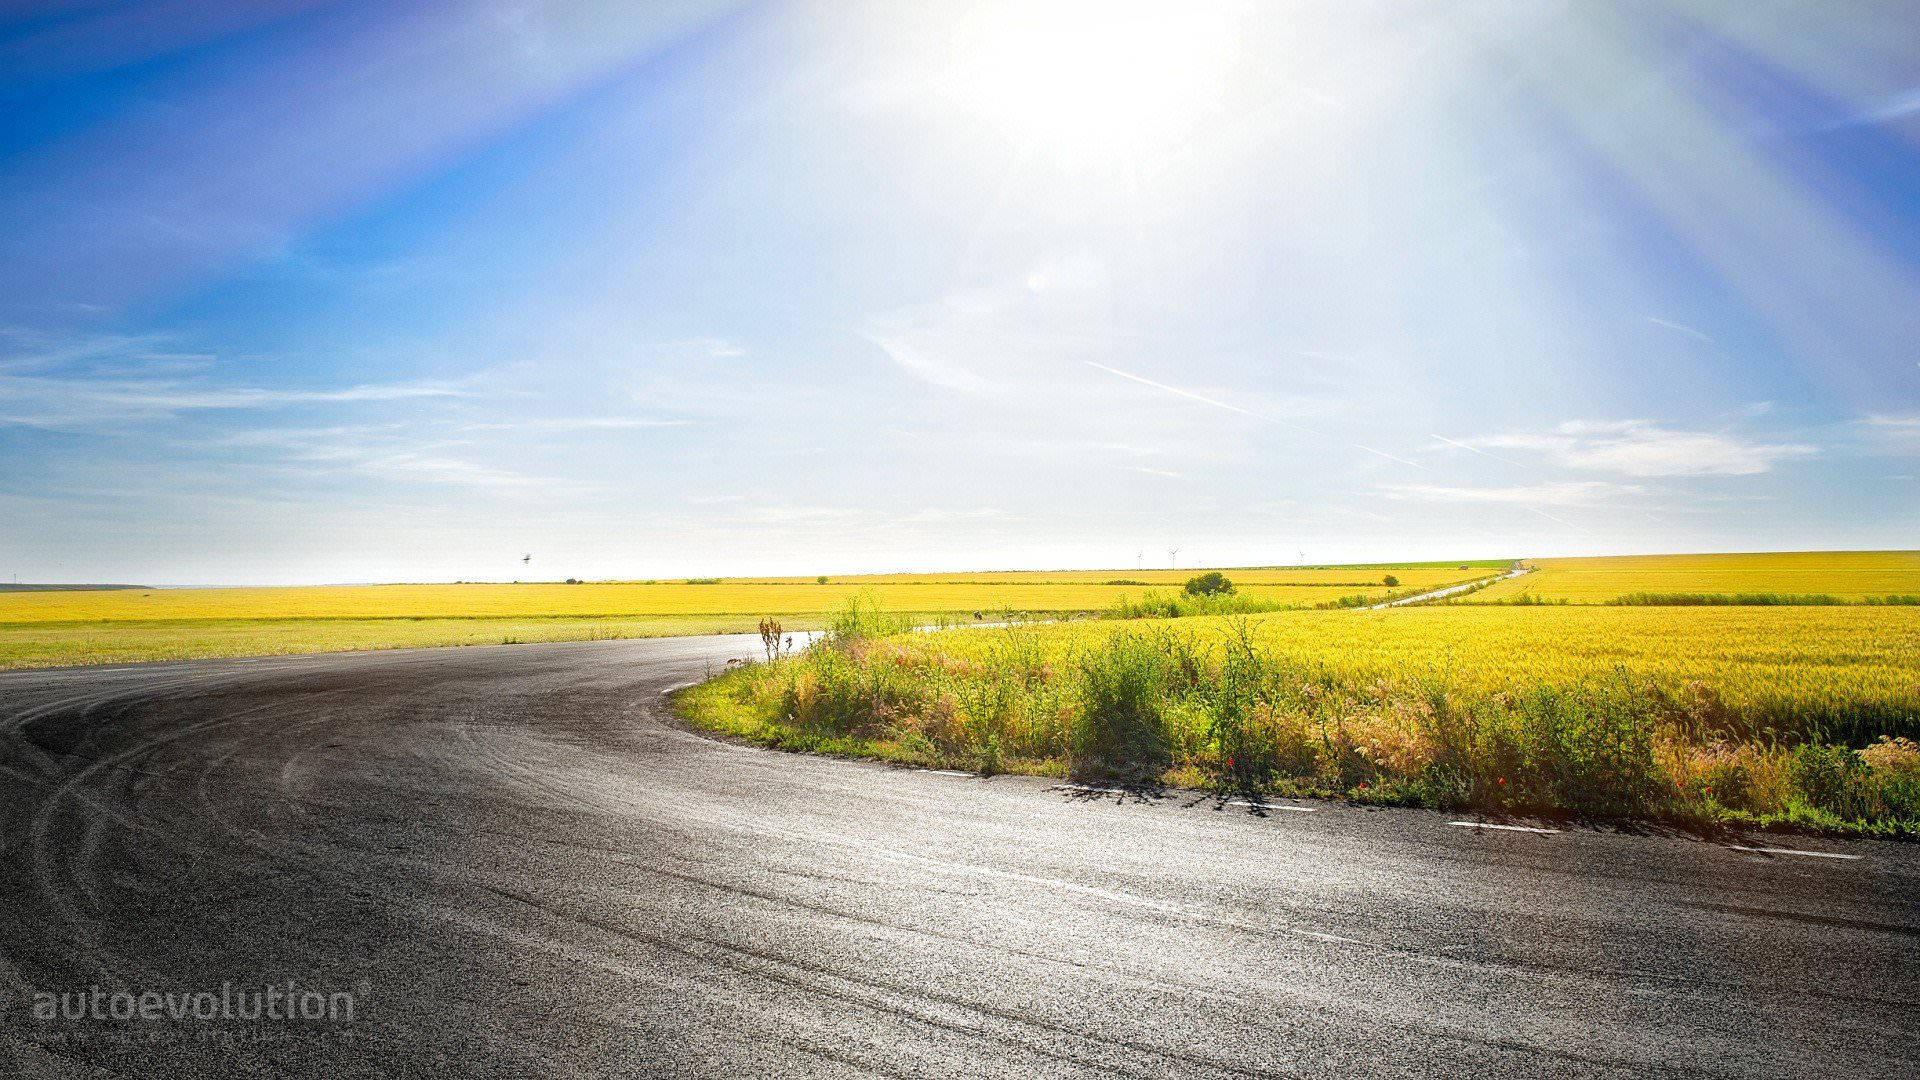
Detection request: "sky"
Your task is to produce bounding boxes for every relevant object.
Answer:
[2,0,1918,585]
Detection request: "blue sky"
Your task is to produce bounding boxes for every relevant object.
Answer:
[2,0,1917,585]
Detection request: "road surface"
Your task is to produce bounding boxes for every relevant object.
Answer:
[1,636,1915,1078]
[1370,564,1530,609]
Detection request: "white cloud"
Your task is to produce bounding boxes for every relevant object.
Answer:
[1465,420,1815,476]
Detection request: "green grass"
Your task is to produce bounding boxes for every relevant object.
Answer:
[675,604,1920,837]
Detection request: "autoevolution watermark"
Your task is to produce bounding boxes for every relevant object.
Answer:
[27,981,359,1023]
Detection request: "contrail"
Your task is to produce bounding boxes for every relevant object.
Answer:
[1645,316,1715,345]
[1527,506,1575,527]
[1085,361,1431,472]
[1083,361,1321,435]
[1352,444,1429,471]
[1431,434,1528,469]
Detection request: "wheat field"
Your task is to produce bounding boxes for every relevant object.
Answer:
[1472,550,1920,603]
[0,568,1489,624]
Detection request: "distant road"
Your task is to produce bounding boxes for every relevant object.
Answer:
[1,638,1915,1078]
[1371,563,1529,609]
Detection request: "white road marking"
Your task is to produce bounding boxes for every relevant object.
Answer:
[925,770,974,777]
[1226,800,1320,812]
[1448,821,1561,834]
[1727,845,1863,861]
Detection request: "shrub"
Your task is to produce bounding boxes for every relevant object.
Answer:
[1383,574,1399,587]
[1070,632,1175,779]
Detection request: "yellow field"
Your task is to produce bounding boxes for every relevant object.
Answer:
[0,567,1487,625]
[1473,550,1920,603]
[918,605,1920,721]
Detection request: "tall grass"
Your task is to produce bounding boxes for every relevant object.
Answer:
[678,616,1920,835]
[1107,590,1293,619]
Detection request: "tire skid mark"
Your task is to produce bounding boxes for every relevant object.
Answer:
[451,882,1286,1080]
[14,678,367,984]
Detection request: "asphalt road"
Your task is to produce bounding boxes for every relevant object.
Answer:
[1,636,1916,1078]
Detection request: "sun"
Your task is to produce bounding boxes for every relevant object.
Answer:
[933,0,1240,152]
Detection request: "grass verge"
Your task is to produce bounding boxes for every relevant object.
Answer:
[674,602,1920,837]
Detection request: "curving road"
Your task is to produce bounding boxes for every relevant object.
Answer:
[0,636,1916,1078]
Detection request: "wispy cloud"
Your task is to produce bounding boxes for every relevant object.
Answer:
[1858,414,1920,452]
[1117,465,1183,478]
[635,336,749,359]
[0,374,466,428]
[1382,480,1646,507]
[1825,83,1920,129]
[455,417,689,432]
[1461,420,1815,477]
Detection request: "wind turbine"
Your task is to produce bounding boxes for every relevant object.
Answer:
[1168,548,1179,570]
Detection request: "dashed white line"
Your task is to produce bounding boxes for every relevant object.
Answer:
[1448,821,1561,835]
[925,770,974,778]
[1727,845,1863,861]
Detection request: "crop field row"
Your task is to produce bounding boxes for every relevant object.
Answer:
[1472,550,1920,604]
[0,616,825,670]
[922,606,1920,737]
[0,569,1485,625]
[690,563,1508,585]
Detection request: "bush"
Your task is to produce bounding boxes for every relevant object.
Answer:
[1383,575,1399,587]
[1070,632,1175,779]
[1182,572,1235,597]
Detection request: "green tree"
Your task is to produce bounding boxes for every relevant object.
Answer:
[1183,572,1235,597]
